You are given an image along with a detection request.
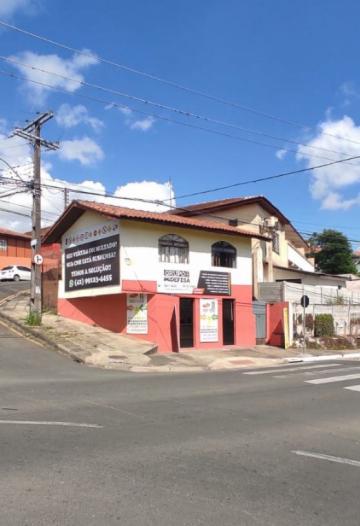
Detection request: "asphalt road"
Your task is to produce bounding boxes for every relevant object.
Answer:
[1,323,360,525]
[0,280,29,301]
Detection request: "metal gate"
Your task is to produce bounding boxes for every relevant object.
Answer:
[253,301,266,344]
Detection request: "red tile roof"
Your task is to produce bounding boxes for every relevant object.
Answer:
[43,200,269,244]
[170,195,308,248]
[0,227,31,240]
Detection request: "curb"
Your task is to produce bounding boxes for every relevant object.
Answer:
[286,352,360,363]
[0,311,85,364]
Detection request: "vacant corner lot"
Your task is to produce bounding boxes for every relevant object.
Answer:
[1,321,360,525]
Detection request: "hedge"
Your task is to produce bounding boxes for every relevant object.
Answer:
[314,314,335,337]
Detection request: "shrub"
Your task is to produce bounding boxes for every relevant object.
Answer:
[314,314,334,337]
[25,311,42,326]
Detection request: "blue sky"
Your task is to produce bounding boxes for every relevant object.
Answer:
[0,0,360,247]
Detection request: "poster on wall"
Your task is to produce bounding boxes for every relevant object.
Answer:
[198,271,231,295]
[64,234,120,292]
[127,294,148,334]
[199,298,219,342]
[158,269,192,293]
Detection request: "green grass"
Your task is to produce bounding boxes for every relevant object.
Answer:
[25,311,42,326]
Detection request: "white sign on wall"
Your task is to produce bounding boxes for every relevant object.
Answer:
[158,269,192,294]
[127,293,148,334]
[199,298,219,342]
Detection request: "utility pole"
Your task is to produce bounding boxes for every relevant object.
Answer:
[12,112,59,321]
[64,187,70,209]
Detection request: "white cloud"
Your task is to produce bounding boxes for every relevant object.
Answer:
[8,49,98,102]
[106,104,155,132]
[0,166,175,232]
[276,148,287,160]
[57,137,104,165]
[297,115,360,210]
[130,116,155,132]
[0,0,38,17]
[118,106,133,116]
[56,104,104,131]
[112,180,175,212]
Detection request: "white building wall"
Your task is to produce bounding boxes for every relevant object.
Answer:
[58,211,253,299]
[120,220,253,288]
[288,244,314,272]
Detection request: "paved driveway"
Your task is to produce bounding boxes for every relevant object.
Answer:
[0,322,360,525]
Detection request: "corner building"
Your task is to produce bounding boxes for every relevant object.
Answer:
[44,201,268,353]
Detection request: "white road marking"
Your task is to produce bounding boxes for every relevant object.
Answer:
[344,385,360,392]
[306,373,360,385]
[292,450,360,467]
[0,420,102,428]
[244,363,341,375]
[274,365,360,379]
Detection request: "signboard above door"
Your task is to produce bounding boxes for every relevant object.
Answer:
[197,271,231,296]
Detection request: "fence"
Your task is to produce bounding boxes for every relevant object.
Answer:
[291,303,360,340]
[259,282,360,306]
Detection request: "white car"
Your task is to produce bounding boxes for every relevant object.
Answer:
[0,265,31,281]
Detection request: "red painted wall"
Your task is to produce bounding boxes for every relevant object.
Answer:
[266,302,288,347]
[58,294,127,333]
[58,281,256,353]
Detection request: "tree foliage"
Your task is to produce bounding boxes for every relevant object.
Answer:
[308,229,357,275]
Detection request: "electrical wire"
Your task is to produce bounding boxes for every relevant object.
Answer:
[0,69,355,168]
[2,55,359,163]
[2,19,360,148]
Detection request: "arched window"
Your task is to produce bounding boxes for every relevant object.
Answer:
[212,241,237,268]
[159,234,189,264]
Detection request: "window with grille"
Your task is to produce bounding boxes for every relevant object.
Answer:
[159,234,189,264]
[272,231,280,254]
[211,241,236,268]
[0,239,7,252]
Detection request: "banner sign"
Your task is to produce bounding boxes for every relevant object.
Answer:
[127,293,148,334]
[199,299,219,342]
[158,269,192,294]
[64,234,120,292]
[198,271,231,296]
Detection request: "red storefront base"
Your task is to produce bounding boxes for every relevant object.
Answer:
[58,282,256,353]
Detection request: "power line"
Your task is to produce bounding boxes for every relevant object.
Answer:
[2,19,360,148]
[0,68,355,167]
[170,154,360,201]
[1,151,360,221]
[2,55,359,163]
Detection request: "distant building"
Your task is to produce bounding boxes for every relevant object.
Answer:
[0,227,31,269]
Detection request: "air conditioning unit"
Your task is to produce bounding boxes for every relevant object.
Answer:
[264,217,278,229]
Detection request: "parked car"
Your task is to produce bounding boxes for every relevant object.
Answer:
[0,265,31,281]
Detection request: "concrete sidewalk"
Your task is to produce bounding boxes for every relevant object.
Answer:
[1,291,359,373]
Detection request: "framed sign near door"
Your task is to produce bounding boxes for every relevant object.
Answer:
[199,298,219,342]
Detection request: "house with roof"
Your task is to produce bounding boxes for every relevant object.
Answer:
[43,200,269,353]
[0,227,31,269]
[170,196,346,297]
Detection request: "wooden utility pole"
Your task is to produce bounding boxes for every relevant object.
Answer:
[12,112,59,321]
[64,187,70,209]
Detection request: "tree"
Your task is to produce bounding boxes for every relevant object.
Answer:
[308,229,357,275]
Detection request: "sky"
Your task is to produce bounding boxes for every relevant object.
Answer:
[0,0,360,249]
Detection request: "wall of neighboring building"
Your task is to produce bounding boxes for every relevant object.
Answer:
[273,266,346,288]
[287,244,315,272]
[0,234,31,268]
